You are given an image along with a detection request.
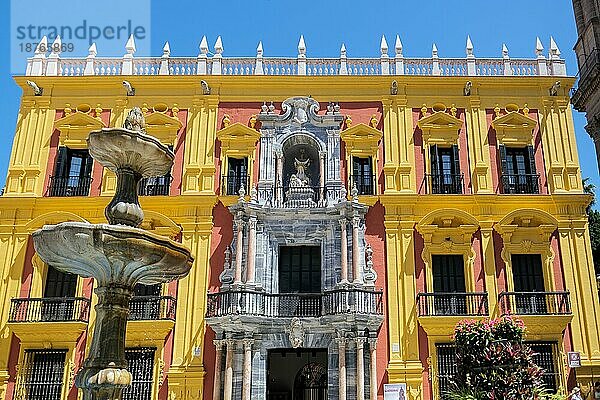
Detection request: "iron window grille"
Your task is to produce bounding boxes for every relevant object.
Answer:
[122,347,156,400]
[436,343,457,400]
[19,349,67,400]
[529,342,559,393]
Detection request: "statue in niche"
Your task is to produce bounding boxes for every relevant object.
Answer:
[286,149,315,207]
[289,157,311,187]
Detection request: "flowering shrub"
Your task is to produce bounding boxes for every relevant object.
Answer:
[449,316,547,400]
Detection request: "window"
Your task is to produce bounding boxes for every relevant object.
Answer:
[432,255,467,315]
[21,349,67,400]
[129,284,162,320]
[429,145,462,194]
[139,146,173,196]
[42,266,78,321]
[224,157,248,195]
[436,344,457,400]
[528,342,559,393]
[512,254,547,314]
[351,156,374,195]
[279,246,321,294]
[499,145,539,194]
[122,348,155,400]
[49,147,93,197]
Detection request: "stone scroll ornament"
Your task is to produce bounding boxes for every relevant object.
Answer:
[363,243,378,287]
[32,107,194,400]
[288,317,305,348]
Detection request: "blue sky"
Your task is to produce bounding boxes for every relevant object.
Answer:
[1,0,598,198]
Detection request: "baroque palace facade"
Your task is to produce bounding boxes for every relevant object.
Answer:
[0,34,599,400]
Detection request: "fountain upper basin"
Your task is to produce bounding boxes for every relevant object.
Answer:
[33,222,193,287]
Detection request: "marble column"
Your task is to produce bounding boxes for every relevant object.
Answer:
[242,339,253,400]
[245,217,257,284]
[223,339,235,400]
[319,151,326,203]
[234,219,244,285]
[337,337,347,400]
[275,150,284,205]
[368,338,378,400]
[213,340,225,400]
[339,219,349,284]
[352,215,361,284]
[356,337,366,400]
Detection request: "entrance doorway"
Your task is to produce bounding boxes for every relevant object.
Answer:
[267,349,327,400]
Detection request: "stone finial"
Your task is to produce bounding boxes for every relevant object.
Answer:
[550,36,561,58]
[466,35,473,57]
[125,34,136,55]
[298,35,306,56]
[340,43,347,58]
[238,185,246,202]
[432,43,438,58]
[351,182,359,202]
[51,36,62,55]
[535,37,544,58]
[249,114,257,128]
[257,41,263,57]
[223,114,231,127]
[250,186,258,203]
[370,114,378,128]
[502,43,509,58]
[162,41,171,57]
[380,35,388,57]
[199,36,209,56]
[345,115,352,128]
[261,102,268,114]
[34,36,48,56]
[88,43,97,57]
[214,36,223,55]
[395,35,402,56]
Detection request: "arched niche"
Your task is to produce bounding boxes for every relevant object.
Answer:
[281,133,324,188]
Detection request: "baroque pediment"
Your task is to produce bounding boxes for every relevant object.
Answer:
[217,122,261,154]
[256,97,344,129]
[417,111,462,144]
[491,111,537,145]
[341,123,382,154]
[144,112,182,144]
[55,111,106,147]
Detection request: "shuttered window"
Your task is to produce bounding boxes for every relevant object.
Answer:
[279,246,321,293]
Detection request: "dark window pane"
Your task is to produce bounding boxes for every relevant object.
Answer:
[122,348,155,400]
[23,349,66,400]
[279,246,321,293]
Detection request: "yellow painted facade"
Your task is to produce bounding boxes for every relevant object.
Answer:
[0,73,598,400]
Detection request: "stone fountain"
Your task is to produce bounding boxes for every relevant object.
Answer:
[32,108,194,400]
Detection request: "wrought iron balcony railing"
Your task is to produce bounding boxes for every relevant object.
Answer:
[138,174,172,196]
[206,289,383,318]
[47,175,92,197]
[498,291,571,316]
[221,175,250,196]
[417,292,489,317]
[349,174,376,196]
[9,297,91,323]
[501,173,540,194]
[422,173,464,194]
[128,295,176,321]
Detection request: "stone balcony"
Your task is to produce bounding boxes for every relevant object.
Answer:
[24,35,566,77]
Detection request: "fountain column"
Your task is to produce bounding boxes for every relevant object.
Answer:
[245,217,257,284]
[213,340,225,400]
[234,218,244,285]
[242,339,253,400]
[356,337,366,400]
[339,219,349,284]
[337,336,347,400]
[368,338,378,400]
[352,215,361,284]
[223,339,235,400]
